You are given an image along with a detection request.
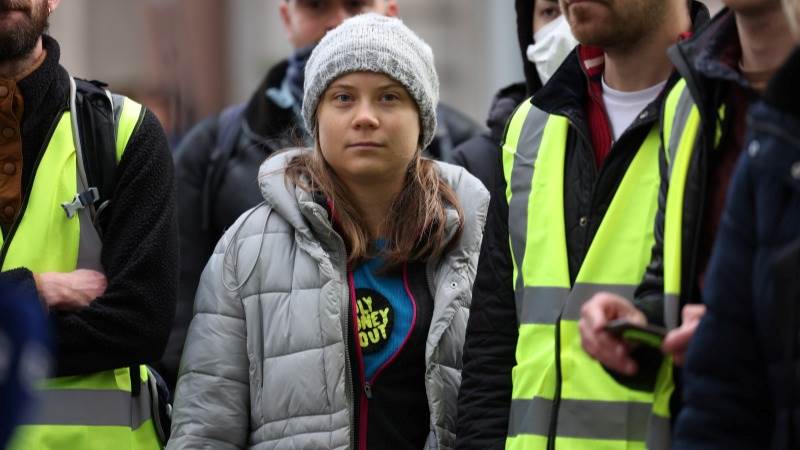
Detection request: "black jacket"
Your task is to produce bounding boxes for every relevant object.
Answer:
[0,36,177,377]
[673,47,800,450]
[634,10,757,325]
[163,60,483,391]
[455,4,709,448]
[450,82,527,184]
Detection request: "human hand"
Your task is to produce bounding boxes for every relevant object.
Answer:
[661,304,706,366]
[579,292,647,375]
[33,270,107,311]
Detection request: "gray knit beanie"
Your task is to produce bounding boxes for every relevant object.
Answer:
[302,13,440,149]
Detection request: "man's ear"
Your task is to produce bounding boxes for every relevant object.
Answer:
[279,1,294,40]
[48,0,61,13]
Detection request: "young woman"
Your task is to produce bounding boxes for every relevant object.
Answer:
[167,13,489,450]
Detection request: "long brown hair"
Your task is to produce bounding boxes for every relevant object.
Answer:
[285,148,464,270]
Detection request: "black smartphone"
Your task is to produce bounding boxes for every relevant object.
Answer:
[604,318,667,348]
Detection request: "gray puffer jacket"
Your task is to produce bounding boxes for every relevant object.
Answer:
[167,149,489,450]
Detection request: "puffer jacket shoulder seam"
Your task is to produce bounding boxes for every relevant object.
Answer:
[262,341,341,361]
[183,369,248,385]
[241,286,322,299]
[170,433,243,448]
[192,310,246,321]
[253,408,349,430]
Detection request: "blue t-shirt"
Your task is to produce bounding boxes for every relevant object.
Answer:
[351,257,415,381]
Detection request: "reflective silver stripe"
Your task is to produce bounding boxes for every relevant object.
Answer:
[518,286,569,324]
[76,206,103,271]
[562,283,638,321]
[507,107,550,316]
[22,386,152,428]
[667,87,695,177]
[509,397,669,442]
[507,397,551,437]
[518,283,638,324]
[664,293,680,330]
[646,412,672,450]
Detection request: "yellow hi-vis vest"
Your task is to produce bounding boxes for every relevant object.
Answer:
[502,100,673,450]
[660,78,725,328]
[2,80,162,450]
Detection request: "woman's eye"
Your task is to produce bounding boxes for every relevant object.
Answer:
[333,93,353,103]
[381,93,400,102]
[542,7,560,18]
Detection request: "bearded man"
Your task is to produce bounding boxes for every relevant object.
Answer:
[456,0,710,449]
[0,1,177,448]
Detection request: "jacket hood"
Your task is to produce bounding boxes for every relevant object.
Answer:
[516,0,543,95]
[486,82,528,141]
[257,149,490,251]
[256,149,319,242]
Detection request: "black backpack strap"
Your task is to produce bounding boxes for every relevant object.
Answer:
[70,77,118,236]
[201,103,246,231]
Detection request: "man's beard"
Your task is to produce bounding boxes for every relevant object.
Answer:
[0,0,49,63]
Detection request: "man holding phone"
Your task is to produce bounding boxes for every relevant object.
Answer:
[580,0,796,408]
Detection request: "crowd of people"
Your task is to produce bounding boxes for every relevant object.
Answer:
[0,0,798,449]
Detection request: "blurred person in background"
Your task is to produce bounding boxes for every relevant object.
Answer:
[0,0,177,448]
[167,14,488,449]
[162,0,482,393]
[456,0,710,448]
[450,0,576,183]
[580,0,796,423]
[669,1,800,447]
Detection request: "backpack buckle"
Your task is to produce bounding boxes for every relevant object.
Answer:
[61,187,100,219]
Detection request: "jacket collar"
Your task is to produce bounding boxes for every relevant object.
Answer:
[669,9,750,92]
[243,60,304,143]
[763,46,800,123]
[18,35,65,120]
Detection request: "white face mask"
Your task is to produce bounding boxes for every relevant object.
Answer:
[526,15,579,85]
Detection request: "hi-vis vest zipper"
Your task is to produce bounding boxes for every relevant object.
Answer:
[502,99,673,450]
[3,78,162,450]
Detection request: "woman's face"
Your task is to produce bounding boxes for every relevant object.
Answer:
[317,71,421,185]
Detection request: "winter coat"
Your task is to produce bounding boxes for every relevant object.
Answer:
[161,61,483,391]
[167,149,489,450]
[672,47,800,450]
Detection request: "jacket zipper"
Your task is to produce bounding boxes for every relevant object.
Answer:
[0,111,65,267]
[348,263,418,450]
[324,228,355,450]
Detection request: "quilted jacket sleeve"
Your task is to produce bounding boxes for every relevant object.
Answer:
[633,124,670,325]
[167,225,250,450]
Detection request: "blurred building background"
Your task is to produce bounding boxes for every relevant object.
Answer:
[49,0,725,144]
